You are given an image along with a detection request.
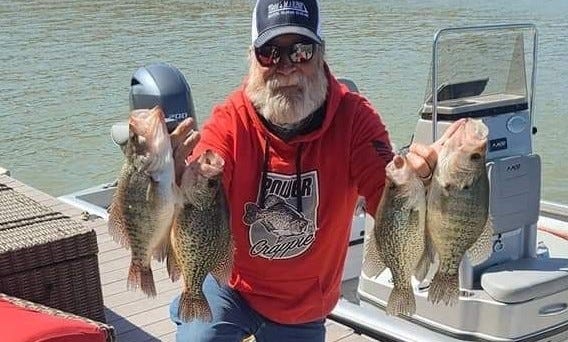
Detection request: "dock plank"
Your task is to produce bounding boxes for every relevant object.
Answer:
[340,334,378,341]
[325,319,355,341]
[157,332,176,342]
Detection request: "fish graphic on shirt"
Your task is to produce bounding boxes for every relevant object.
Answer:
[244,195,312,240]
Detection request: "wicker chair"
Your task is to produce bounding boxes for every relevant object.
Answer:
[0,178,108,324]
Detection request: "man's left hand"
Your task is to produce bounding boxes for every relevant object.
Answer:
[406,143,437,182]
[406,118,466,182]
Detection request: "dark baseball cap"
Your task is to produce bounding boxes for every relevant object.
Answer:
[251,0,322,48]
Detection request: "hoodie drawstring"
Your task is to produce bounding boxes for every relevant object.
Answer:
[295,143,303,213]
[259,136,271,209]
[259,136,304,214]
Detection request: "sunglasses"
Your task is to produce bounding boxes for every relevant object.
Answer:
[255,42,316,67]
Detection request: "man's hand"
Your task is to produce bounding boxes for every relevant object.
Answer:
[170,118,200,185]
[405,119,466,182]
[538,225,568,241]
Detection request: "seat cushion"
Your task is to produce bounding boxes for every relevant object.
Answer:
[481,257,568,303]
[0,297,107,342]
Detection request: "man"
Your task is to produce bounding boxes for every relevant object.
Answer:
[169,0,461,340]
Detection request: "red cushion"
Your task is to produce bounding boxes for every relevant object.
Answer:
[0,298,107,342]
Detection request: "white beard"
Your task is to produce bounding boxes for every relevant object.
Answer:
[245,53,328,128]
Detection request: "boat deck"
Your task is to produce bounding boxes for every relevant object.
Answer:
[1,171,378,341]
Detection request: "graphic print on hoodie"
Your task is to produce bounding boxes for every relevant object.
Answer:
[242,170,319,260]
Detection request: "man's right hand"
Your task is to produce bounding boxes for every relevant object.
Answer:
[170,118,200,185]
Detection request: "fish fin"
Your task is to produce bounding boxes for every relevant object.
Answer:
[178,291,212,323]
[243,202,261,225]
[107,192,131,248]
[466,219,494,265]
[152,225,172,262]
[387,285,416,316]
[211,259,233,285]
[362,226,386,277]
[127,261,157,297]
[414,230,436,282]
[211,239,234,285]
[167,220,181,282]
[146,179,157,202]
[427,272,459,306]
[166,249,181,282]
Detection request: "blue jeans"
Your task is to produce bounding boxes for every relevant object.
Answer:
[169,275,325,342]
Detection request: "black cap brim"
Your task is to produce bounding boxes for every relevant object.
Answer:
[254,26,322,48]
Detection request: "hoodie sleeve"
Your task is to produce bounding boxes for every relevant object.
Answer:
[189,103,235,190]
[350,96,394,215]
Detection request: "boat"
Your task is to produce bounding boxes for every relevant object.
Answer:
[58,23,568,342]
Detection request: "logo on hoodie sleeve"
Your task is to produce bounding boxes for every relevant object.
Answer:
[242,171,319,259]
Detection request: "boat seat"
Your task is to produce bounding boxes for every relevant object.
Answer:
[481,257,568,303]
[338,77,359,93]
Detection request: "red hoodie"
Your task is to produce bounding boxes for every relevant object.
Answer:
[191,66,393,324]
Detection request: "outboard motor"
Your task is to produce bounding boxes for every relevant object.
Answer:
[110,62,197,146]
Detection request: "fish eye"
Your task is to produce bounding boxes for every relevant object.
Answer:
[471,153,481,161]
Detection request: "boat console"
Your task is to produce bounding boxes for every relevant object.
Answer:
[357,24,568,341]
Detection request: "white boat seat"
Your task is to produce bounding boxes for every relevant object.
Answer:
[481,257,568,303]
[337,77,359,93]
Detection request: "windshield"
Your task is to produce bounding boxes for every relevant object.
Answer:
[422,28,534,114]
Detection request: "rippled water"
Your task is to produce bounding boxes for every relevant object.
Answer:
[0,0,566,203]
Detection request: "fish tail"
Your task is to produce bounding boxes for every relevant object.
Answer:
[127,261,157,297]
[427,272,459,306]
[178,291,212,323]
[243,203,260,224]
[386,285,416,316]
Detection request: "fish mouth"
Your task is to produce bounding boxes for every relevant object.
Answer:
[464,118,489,141]
[128,107,167,139]
[197,150,225,178]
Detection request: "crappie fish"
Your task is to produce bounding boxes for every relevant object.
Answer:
[426,118,493,305]
[244,194,310,239]
[108,106,176,297]
[169,150,233,322]
[362,153,427,316]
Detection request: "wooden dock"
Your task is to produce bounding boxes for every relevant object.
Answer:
[0,172,378,341]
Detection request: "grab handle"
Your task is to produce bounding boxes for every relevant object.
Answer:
[538,303,568,316]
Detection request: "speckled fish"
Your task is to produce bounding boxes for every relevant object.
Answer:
[107,106,176,297]
[426,118,493,305]
[362,152,427,316]
[243,194,310,239]
[168,150,233,322]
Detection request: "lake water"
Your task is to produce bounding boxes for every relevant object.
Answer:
[0,0,567,204]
